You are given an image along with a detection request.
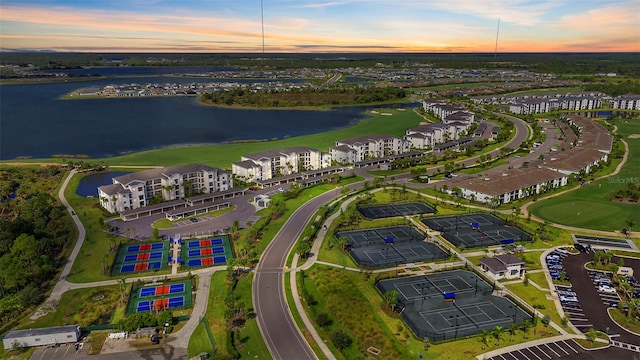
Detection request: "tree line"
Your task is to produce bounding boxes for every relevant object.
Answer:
[200,86,407,108]
[0,166,75,333]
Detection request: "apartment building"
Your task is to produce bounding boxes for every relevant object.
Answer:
[330,134,410,164]
[232,146,330,181]
[98,164,232,213]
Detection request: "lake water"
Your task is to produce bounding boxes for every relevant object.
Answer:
[0,73,375,159]
[76,171,131,197]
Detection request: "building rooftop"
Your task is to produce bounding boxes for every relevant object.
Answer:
[242,146,318,161]
[459,167,566,196]
[98,183,127,196]
[4,325,80,339]
[113,164,218,185]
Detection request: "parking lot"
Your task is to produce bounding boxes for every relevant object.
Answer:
[29,342,189,359]
[487,340,640,360]
[561,252,639,344]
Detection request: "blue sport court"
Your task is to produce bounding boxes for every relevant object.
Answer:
[187,256,226,267]
[120,261,162,273]
[126,243,164,253]
[187,238,223,248]
[139,283,185,298]
[123,252,163,262]
[136,296,185,312]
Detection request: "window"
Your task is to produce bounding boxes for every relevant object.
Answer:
[511,269,519,276]
[138,187,143,192]
[67,335,73,338]
[138,195,144,200]
[35,338,41,342]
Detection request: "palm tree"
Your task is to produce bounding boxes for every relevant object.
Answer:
[478,329,490,349]
[520,320,532,338]
[492,325,503,345]
[509,322,518,342]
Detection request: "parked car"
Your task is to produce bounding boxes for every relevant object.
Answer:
[560,295,579,303]
[598,285,617,294]
[575,243,586,252]
[555,248,570,255]
[190,218,198,223]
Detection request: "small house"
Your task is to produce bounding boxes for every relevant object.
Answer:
[478,254,525,281]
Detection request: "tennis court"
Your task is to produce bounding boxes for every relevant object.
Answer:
[126,243,164,253]
[123,252,163,262]
[139,283,185,298]
[181,236,233,269]
[358,202,435,219]
[187,256,227,267]
[187,247,225,257]
[187,238,224,248]
[120,261,162,273]
[127,279,193,314]
[377,270,531,341]
[421,213,532,249]
[335,226,449,267]
[136,296,185,312]
[112,241,170,275]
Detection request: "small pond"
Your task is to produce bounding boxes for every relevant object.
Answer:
[76,171,131,197]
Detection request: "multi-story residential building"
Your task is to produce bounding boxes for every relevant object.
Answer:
[560,96,601,111]
[330,134,410,164]
[404,124,450,149]
[232,146,330,181]
[611,94,640,110]
[98,164,232,213]
[457,167,568,205]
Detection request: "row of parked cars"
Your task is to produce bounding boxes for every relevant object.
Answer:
[546,249,570,281]
[589,271,617,294]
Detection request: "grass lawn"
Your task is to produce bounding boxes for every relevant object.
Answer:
[187,321,214,358]
[97,109,423,169]
[188,271,270,359]
[506,282,568,332]
[17,285,124,329]
[527,272,551,291]
[529,119,640,231]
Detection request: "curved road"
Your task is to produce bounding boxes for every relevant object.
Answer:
[253,190,340,360]
[253,113,531,359]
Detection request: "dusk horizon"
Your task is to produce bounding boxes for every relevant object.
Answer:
[1,0,638,53]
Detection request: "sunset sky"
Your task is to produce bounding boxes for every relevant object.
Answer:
[1,0,638,53]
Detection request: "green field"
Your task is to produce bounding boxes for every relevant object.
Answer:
[99,108,423,168]
[529,118,640,231]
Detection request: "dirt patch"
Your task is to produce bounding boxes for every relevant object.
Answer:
[611,197,639,203]
[628,134,640,139]
[101,336,164,354]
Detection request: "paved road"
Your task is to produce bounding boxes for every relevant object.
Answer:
[253,190,340,360]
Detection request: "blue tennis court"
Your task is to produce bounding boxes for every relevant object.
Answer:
[119,261,162,273]
[139,283,185,298]
[187,255,226,267]
[123,252,163,262]
[126,243,164,253]
[187,238,224,248]
[135,296,186,312]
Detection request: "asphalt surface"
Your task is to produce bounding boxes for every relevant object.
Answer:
[487,340,639,360]
[562,252,640,344]
[253,190,340,360]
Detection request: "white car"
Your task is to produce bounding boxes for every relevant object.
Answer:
[598,285,617,294]
[560,295,579,303]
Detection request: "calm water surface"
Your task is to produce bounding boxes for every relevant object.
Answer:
[0,76,369,159]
